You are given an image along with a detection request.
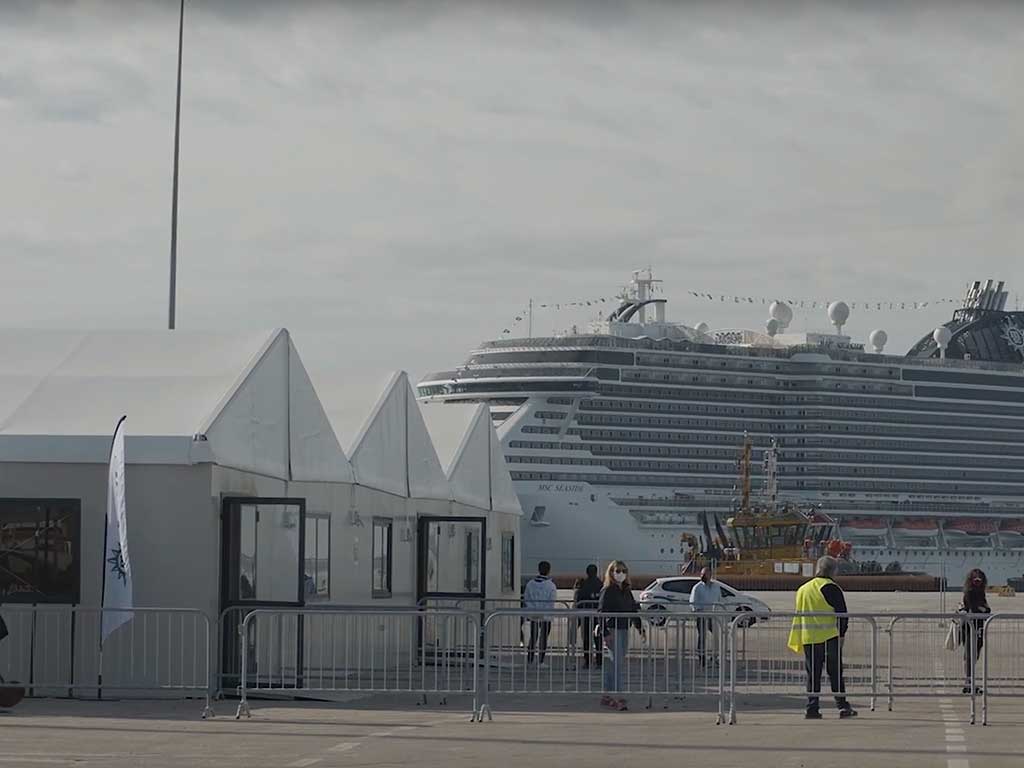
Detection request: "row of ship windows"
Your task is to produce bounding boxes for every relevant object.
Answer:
[471,349,1023,389]
[577,400,1023,430]
[594,383,1024,417]
[631,354,901,380]
[622,370,911,396]
[509,471,1024,496]
[507,440,1024,469]
[505,454,1024,482]
[573,415,1023,443]
[563,428,1024,457]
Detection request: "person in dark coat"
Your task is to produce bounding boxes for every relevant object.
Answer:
[598,560,645,711]
[959,568,990,694]
[574,564,604,668]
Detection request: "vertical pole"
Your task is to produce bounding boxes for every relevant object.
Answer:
[528,299,533,338]
[97,516,109,700]
[168,0,185,330]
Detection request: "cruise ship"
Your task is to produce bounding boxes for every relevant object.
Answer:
[418,274,1024,585]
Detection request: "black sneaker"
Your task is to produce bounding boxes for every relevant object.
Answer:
[839,707,859,719]
[805,710,822,720]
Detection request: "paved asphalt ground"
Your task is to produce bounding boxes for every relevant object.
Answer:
[0,692,1021,768]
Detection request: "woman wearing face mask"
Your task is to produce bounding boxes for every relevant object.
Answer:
[958,568,990,694]
[597,560,644,710]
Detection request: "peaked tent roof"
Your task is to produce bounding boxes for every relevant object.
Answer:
[340,372,449,500]
[420,401,523,515]
[421,402,491,509]
[0,328,354,481]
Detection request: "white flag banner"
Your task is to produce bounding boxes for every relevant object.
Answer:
[101,416,133,643]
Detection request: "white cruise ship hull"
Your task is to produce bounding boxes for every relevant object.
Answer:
[419,274,1024,588]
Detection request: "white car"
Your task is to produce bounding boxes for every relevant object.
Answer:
[639,577,771,627]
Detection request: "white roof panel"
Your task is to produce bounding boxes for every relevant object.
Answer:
[0,329,276,436]
[288,343,355,483]
[404,385,450,502]
[419,402,479,475]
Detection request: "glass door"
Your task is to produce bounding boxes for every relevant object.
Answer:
[220,497,306,692]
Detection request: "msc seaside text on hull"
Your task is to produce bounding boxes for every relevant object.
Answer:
[419,274,1024,585]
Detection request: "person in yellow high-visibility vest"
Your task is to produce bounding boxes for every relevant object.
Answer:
[788,556,858,720]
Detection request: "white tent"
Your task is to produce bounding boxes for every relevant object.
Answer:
[322,371,449,500]
[0,328,353,482]
[420,402,523,516]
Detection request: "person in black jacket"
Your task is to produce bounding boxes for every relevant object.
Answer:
[598,560,645,710]
[959,568,990,694]
[575,564,604,669]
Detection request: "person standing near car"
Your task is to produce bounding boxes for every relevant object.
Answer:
[788,555,857,720]
[598,560,645,711]
[690,567,722,667]
[523,561,557,665]
[575,563,604,668]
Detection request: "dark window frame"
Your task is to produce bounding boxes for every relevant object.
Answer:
[304,514,331,601]
[220,496,306,609]
[372,517,394,598]
[500,534,516,593]
[0,498,82,604]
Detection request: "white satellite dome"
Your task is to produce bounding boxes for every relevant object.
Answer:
[695,322,710,335]
[868,329,888,353]
[765,318,780,337]
[933,326,953,348]
[769,301,793,330]
[828,301,850,333]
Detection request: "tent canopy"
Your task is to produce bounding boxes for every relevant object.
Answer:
[0,328,353,481]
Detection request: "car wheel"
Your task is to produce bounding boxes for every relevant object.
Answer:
[736,606,756,628]
[646,604,667,627]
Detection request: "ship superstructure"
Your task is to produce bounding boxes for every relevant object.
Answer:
[418,275,1024,583]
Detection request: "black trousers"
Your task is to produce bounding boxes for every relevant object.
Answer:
[580,618,602,665]
[696,617,713,664]
[804,636,849,711]
[527,621,551,663]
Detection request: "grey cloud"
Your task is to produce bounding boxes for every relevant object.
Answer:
[1,1,1022,381]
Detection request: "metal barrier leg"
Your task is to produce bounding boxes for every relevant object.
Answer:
[886,623,895,712]
[716,618,725,725]
[728,621,737,725]
[969,630,977,726]
[982,626,989,727]
[234,620,251,720]
[870,620,877,713]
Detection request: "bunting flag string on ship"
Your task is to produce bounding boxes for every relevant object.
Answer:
[685,292,960,311]
[500,296,620,335]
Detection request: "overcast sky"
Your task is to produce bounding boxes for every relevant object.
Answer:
[2,1,1022,393]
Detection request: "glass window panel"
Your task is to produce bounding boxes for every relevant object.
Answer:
[0,499,81,604]
[501,534,515,593]
[239,507,257,600]
[421,520,484,596]
[251,504,300,603]
[372,519,392,597]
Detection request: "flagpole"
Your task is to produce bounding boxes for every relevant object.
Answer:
[97,415,127,700]
[168,0,185,330]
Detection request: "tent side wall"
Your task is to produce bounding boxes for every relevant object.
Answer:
[0,461,216,612]
[0,461,216,694]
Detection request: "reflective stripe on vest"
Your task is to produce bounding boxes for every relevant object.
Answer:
[787,577,840,653]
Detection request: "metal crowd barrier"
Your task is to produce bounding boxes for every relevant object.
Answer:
[0,605,214,718]
[234,608,480,719]
[883,613,989,724]
[981,613,1024,726]
[726,611,878,724]
[6,602,1023,728]
[475,609,732,723]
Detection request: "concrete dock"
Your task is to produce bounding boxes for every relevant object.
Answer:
[1,693,1020,768]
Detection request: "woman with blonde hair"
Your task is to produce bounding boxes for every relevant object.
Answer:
[597,560,645,710]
